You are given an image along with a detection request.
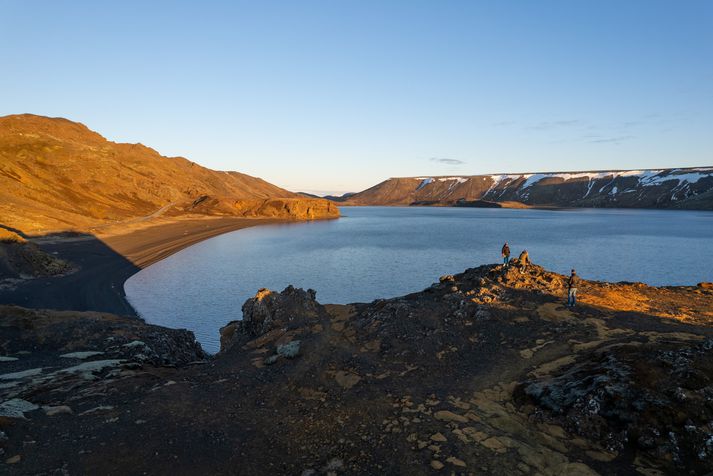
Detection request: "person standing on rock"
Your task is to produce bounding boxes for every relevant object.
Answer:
[567,269,578,307]
[501,242,511,267]
[518,250,530,274]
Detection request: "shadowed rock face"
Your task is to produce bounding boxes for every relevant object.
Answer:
[343,169,713,209]
[219,285,321,354]
[1,262,712,474]
[0,305,206,366]
[0,230,73,284]
[238,286,319,337]
[516,338,713,471]
[0,114,338,233]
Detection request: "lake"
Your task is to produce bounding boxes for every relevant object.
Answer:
[125,206,713,353]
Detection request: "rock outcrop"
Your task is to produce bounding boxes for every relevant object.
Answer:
[219,285,322,355]
[516,338,713,472]
[231,198,340,220]
[0,305,206,366]
[0,229,73,285]
[343,168,713,209]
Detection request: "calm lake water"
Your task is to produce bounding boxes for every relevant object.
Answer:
[125,206,713,353]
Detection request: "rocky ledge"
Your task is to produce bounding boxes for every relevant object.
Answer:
[1,261,712,475]
[186,196,340,220]
[0,230,74,291]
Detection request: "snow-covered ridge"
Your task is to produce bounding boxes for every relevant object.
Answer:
[415,177,468,183]
[415,176,468,190]
[411,168,713,191]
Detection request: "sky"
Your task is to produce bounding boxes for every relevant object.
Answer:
[1,1,712,195]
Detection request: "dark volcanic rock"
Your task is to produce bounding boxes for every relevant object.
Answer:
[0,305,206,366]
[0,237,73,282]
[219,285,322,353]
[241,286,320,337]
[516,339,713,473]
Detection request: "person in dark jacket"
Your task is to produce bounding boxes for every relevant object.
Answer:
[518,249,530,274]
[501,242,511,267]
[567,269,578,307]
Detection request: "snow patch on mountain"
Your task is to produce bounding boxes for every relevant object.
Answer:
[415,178,433,190]
[410,168,713,200]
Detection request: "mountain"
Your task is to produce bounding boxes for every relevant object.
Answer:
[323,192,355,202]
[298,191,355,202]
[0,114,338,233]
[343,168,713,209]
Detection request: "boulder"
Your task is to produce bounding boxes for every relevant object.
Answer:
[515,339,713,471]
[219,286,322,353]
[240,286,320,337]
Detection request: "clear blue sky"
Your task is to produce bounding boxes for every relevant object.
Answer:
[2,1,711,194]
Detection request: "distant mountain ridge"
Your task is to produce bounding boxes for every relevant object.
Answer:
[298,191,355,202]
[343,168,713,209]
[0,114,338,233]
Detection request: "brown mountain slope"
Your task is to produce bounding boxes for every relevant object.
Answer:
[344,169,713,209]
[0,114,338,233]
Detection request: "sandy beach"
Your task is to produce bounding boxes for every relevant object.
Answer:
[0,216,285,315]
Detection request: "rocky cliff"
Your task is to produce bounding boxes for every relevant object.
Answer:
[344,168,713,209]
[0,114,338,233]
[2,262,712,474]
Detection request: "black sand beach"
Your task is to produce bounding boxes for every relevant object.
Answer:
[0,217,283,315]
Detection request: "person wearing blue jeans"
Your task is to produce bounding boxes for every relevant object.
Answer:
[567,269,578,307]
[501,242,511,267]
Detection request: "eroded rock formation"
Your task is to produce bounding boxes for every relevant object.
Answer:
[219,286,323,362]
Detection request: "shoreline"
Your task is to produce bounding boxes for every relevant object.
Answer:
[338,202,713,212]
[0,216,291,315]
[4,205,709,318]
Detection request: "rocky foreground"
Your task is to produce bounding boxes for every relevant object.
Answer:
[1,262,712,475]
